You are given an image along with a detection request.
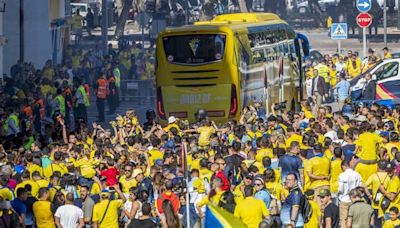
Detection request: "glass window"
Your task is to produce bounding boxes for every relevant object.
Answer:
[163,34,226,65]
[378,62,399,79]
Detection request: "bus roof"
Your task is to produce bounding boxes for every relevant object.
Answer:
[160,13,288,35]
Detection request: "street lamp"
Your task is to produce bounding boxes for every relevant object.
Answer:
[0,0,6,12]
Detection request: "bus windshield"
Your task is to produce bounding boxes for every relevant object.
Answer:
[163,34,226,65]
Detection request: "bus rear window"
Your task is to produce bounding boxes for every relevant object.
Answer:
[163,34,226,64]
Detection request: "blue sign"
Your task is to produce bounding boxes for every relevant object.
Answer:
[357,0,372,12]
[331,23,348,40]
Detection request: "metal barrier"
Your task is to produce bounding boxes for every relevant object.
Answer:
[120,80,155,105]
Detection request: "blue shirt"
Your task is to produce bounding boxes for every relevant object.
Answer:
[335,79,350,101]
[279,153,303,179]
[11,198,27,216]
[280,187,304,226]
[255,189,271,208]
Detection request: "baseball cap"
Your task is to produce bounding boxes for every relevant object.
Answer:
[318,189,331,198]
[168,116,177,124]
[132,169,143,178]
[100,189,110,197]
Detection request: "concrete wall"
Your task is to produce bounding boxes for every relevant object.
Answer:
[2,0,20,78]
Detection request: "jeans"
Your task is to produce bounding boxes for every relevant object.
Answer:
[96,98,105,121]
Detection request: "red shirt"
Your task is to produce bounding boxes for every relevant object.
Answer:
[156,191,180,214]
[100,167,120,186]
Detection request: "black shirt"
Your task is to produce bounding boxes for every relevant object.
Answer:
[128,218,157,228]
[324,202,340,228]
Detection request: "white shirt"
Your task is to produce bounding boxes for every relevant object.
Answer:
[54,204,84,228]
[335,62,345,73]
[324,130,338,141]
[338,168,363,203]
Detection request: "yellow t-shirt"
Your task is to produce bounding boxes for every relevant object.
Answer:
[383,218,400,228]
[234,197,269,228]
[386,176,400,212]
[285,134,303,149]
[43,163,68,178]
[197,126,216,147]
[15,180,40,197]
[302,158,311,191]
[74,158,99,178]
[355,132,383,161]
[72,15,84,30]
[308,155,330,189]
[385,142,400,161]
[119,175,138,193]
[265,181,285,201]
[0,188,13,201]
[148,149,163,166]
[27,163,43,178]
[36,179,50,189]
[330,159,343,193]
[92,199,124,228]
[33,200,55,228]
[304,200,322,228]
[256,148,273,162]
[198,190,224,207]
[365,172,391,210]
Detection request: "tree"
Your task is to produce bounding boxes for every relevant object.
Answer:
[114,0,133,39]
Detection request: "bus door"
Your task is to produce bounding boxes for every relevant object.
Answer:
[373,60,400,99]
[295,33,310,101]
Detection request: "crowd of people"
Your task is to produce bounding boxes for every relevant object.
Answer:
[0,24,399,228]
[304,47,392,111]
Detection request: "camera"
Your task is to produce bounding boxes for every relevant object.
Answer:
[274,101,287,111]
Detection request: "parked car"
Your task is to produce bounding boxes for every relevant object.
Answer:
[296,0,340,13]
[351,58,400,100]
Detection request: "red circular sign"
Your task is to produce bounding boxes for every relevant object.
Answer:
[357,13,372,28]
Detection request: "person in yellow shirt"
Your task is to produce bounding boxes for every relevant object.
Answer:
[330,147,343,197]
[184,119,218,148]
[383,207,400,228]
[148,137,163,166]
[304,189,322,228]
[71,9,84,43]
[364,160,391,218]
[92,184,126,228]
[15,171,40,197]
[32,188,56,228]
[383,47,392,59]
[256,137,274,162]
[307,144,330,206]
[347,54,362,78]
[355,122,383,182]
[234,185,270,228]
[32,171,50,189]
[118,164,138,194]
[197,177,225,217]
[74,152,99,185]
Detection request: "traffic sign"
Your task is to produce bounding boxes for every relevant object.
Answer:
[357,13,372,27]
[357,0,372,12]
[330,23,348,40]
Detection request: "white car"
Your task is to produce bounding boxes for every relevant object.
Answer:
[296,0,340,13]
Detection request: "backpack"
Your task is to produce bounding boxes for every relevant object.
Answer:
[300,194,313,223]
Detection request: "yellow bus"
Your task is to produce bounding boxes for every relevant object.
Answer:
[155,13,310,123]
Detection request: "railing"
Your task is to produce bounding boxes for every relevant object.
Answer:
[119,79,156,105]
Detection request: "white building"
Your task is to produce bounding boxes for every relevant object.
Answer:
[0,0,67,79]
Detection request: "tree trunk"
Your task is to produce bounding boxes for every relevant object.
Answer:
[114,0,133,39]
